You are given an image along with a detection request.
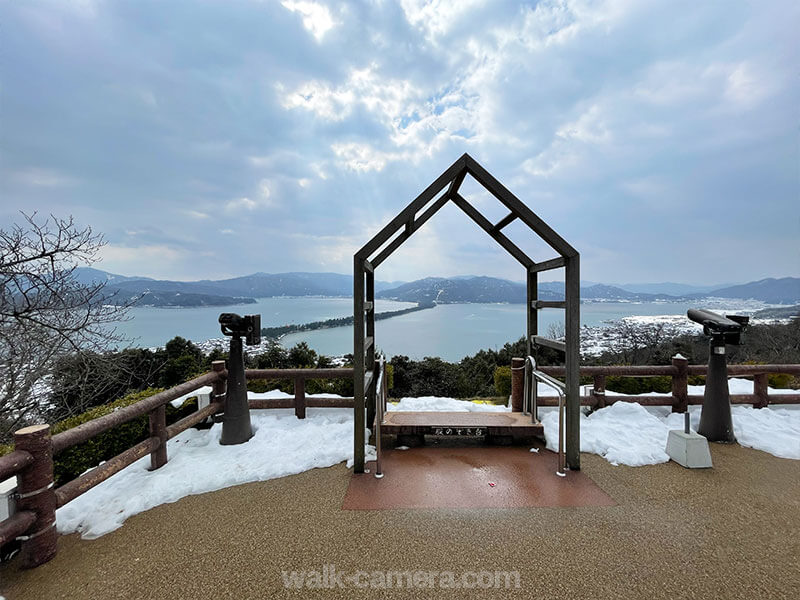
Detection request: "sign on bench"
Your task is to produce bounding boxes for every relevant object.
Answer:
[432,428,485,436]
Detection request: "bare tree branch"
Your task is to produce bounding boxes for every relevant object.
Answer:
[0,212,132,439]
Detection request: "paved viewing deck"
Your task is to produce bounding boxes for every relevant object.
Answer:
[1,443,799,599]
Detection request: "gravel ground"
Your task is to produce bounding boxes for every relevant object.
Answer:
[1,443,799,600]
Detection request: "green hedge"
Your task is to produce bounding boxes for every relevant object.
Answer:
[50,388,199,486]
[494,366,512,397]
[605,375,672,395]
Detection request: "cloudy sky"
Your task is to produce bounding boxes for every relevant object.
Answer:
[1,0,797,285]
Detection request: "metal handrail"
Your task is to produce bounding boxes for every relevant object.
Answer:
[374,356,386,479]
[524,355,567,477]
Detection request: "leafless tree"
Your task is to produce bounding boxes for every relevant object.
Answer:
[546,321,566,341]
[604,320,677,365]
[0,213,130,438]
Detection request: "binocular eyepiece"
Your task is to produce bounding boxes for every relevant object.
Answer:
[219,313,261,346]
[687,308,748,345]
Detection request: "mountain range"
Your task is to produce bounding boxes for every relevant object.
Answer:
[75,268,800,307]
[374,278,792,304]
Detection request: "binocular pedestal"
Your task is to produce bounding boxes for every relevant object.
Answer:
[220,336,253,445]
[697,336,736,443]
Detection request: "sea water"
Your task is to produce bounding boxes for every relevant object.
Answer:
[114,298,762,361]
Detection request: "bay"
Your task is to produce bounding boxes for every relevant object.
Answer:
[114,297,755,361]
[113,298,414,349]
[280,301,713,360]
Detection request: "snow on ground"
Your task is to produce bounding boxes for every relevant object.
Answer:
[169,385,212,407]
[541,378,800,465]
[388,396,510,412]
[56,391,375,540]
[55,381,798,539]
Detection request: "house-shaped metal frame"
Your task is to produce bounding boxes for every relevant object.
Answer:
[353,153,581,473]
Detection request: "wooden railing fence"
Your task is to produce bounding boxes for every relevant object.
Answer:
[534,358,800,411]
[0,357,797,569]
[0,361,355,569]
[245,368,354,417]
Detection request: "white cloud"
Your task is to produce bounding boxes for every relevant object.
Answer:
[523,104,611,177]
[258,179,271,200]
[290,232,357,271]
[634,60,776,112]
[555,104,611,144]
[400,0,486,40]
[12,167,78,188]
[225,197,258,212]
[331,142,393,172]
[724,61,775,110]
[186,210,210,219]
[282,65,479,171]
[280,0,338,41]
[224,181,273,212]
[100,243,191,279]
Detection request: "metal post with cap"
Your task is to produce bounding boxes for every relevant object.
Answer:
[218,313,260,445]
[687,309,748,443]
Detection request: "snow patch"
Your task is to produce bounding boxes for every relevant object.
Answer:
[56,405,373,539]
[542,378,800,466]
[54,379,798,539]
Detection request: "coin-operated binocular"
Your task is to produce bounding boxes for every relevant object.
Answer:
[686,309,749,442]
[219,313,261,346]
[218,313,262,445]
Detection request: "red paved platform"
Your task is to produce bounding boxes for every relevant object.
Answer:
[343,446,616,510]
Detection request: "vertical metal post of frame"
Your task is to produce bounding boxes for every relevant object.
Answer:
[526,269,538,360]
[365,269,376,428]
[564,254,581,470]
[527,268,539,421]
[353,258,366,473]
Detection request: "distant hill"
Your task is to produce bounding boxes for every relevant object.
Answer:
[73,267,153,286]
[74,268,800,307]
[377,277,675,303]
[78,269,403,307]
[702,278,800,304]
[104,271,403,298]
[612,282,737,296]
[106,290,257,308]
[375,276,542,303]
[753,304,800,319]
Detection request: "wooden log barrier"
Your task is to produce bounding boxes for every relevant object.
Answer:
[592,374,606,409]
[671,355,689,413]
[753,374,769,409]
[0,510,36,548]
[55,437,160,509]
[13,424,58,569]
[295,377,306,419]
[149,404,168,470]
[0,449,33,482]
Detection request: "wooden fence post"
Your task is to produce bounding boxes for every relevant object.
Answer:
[295,376,306,419]
[753,373,769,409]
[211,361,227,420]
[592,375,606,409]
[13,424,57,568]
[148,404,168,470]
[672,354,689,413]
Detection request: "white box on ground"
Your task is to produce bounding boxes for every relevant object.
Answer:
[1,477,17,522]
[666,430,713,468]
